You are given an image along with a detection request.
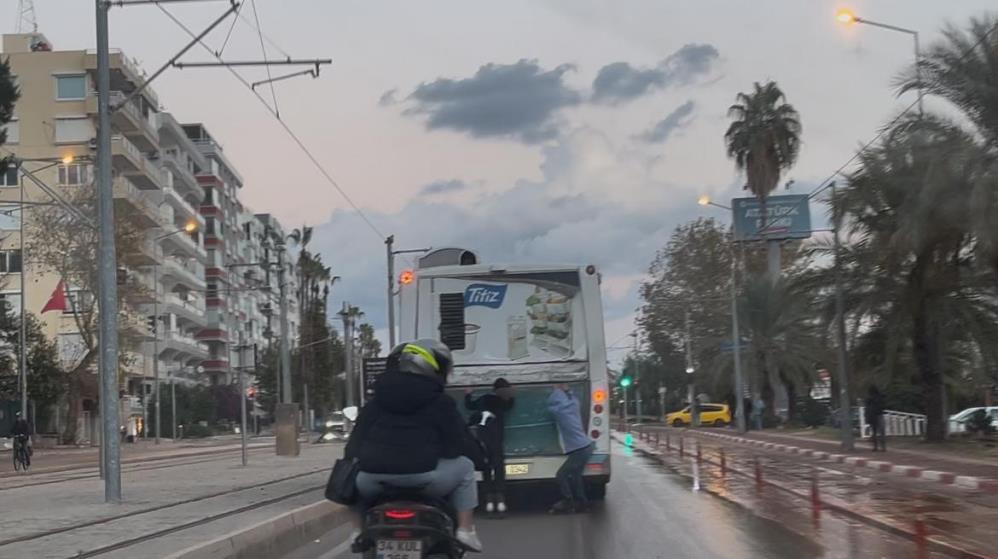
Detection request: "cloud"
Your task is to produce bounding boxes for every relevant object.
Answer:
[637,100,696,144]
[309,128,706,362]
[378,88,399,107]
[419,179,468,195]
[400,59,582,143]
[591,43,719,104]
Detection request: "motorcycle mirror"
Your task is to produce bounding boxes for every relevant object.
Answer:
[342,406,359,422]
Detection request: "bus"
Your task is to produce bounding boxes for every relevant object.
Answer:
[398,248,611,499]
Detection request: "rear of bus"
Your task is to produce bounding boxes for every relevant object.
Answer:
[398,254,611,498]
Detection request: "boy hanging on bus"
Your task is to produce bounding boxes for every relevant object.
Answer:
[465,378,515,515]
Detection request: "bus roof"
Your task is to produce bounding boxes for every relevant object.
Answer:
[410,262,586,278]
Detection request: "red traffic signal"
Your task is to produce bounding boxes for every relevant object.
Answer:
[246,387,257,400]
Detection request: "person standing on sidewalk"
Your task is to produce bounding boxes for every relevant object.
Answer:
[865,385,887,451]
[547,384,594,514]
[465,378,515,515]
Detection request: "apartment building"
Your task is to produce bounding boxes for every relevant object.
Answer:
[0,32,297,436]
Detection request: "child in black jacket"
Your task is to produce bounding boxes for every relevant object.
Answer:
[465,378,515,514]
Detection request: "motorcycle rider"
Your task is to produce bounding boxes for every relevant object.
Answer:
[345,339,484,552]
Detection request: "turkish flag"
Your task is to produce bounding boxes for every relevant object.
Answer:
[41,280,68,314]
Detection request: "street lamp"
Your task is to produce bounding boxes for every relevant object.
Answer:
[385,236,430,348]
[150,220,199,445]
[835,8,924,114]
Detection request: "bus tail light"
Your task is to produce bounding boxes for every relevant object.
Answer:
[593,404,603,414]
[590,429,600,439]
[592,389,606,404]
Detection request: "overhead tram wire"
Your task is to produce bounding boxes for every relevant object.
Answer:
[154,3,388,244]
[249,0,279,117]
[214,0,243,57]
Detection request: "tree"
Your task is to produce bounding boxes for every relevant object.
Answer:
[724,80,802,278]
[829,114,998,440]
[357,323,381,358]
[0,306,64,424]
[26,186,149,443]
[0,57,19,156]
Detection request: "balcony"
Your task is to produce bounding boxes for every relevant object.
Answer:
[125,236,163,267]
[159,256,206,289]
[196,328,229,343]
[113,175,161,228]
[160,330,210,359]
[85,89,160,151]
[160,226,206,261]
[124,268,157,304]
[111,135,165,191]
[162,184,201,223]
[161,148,201,196]
[164,293,207,326]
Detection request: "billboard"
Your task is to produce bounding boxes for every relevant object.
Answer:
[732,194,812,241]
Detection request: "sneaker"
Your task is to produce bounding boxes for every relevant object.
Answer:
[485,501,495,513]
[456,528,483,552]
[548,500,575,514]
[496,501,507,514]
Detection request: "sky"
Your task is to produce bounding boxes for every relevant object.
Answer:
[13,0,997,365]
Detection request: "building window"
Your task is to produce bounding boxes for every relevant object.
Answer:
[205,216,215,235]
[0,291,22,315]
[2,164,18,187]
[55,74,87,100]
[65,290,92,315]
[58,333,87,368]
[207,282,218,298]
[0,204,19,230]
[58,163,91,186]
[54,117,94,144]
[0,250,22,273]
[202,187,214,204]
[1,118,18,145]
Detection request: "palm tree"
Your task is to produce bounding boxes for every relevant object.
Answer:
[897,14,998,147]
[829,115,998,440]
[357,323,382,358]
[724,81,802,278]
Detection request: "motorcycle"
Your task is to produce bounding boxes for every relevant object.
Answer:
[352,491,472,559]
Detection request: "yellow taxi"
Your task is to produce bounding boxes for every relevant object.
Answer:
[665,404,731,427]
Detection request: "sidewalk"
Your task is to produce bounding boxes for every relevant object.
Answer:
[619,428,998,558]
[0,441,342,559]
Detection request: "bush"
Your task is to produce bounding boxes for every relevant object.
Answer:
[183,423,212,438]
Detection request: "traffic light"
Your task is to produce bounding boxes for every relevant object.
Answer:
[246,386,257,401]
[619,376,632,388]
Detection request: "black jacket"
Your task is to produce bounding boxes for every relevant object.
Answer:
[345,372,481,474]
[465,393,514,444]
[10,419,29,438]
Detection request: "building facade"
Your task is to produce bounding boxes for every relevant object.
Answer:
[0,32,297,438]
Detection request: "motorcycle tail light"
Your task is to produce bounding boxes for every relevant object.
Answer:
[385,509,416,520]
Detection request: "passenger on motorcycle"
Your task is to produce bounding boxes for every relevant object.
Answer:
[345,339,484,552]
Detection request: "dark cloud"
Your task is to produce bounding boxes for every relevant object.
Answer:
[378,88,398,107]
[638,100,696,144]
[402,59,581,143]
[420,179,468,195]
[592,43,719,104]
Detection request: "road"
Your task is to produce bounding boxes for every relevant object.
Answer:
[285,441,941,559]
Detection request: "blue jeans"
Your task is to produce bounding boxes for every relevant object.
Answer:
[356,456,478,512]
[556,443,594,505]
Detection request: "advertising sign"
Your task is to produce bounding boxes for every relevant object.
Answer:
[732,194,812,241]
[361,357,388,404]
[432,276,587,367]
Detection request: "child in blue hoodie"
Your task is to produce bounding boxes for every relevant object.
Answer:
[547,384,594,513]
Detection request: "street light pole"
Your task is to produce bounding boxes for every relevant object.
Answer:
[685,309,698,427]
[96,0,122,503]
[730,243,747,433]
[831,181,854,450]
[277,241,291,404]
[632,332,642,422]
[386,235,395,348]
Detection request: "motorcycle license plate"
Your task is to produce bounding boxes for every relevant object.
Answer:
[376,539,422,559]
[505,463,529,475]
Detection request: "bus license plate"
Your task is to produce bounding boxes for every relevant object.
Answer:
[505,463,529,475]
[376,539,422,559]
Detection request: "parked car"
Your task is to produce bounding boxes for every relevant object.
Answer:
[666,404,731,427]
[948,406,998,434]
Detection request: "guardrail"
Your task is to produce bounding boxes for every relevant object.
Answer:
[858,408,926,438]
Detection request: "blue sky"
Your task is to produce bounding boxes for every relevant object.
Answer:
[15,0,996,364]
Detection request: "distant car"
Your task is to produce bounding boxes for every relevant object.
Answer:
[666,404,731,427]
[949,406,998,434]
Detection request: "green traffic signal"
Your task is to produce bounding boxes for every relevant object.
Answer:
[619,376,632,388]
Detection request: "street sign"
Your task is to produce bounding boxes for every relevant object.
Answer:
[361,357,388,404]
[732,195,812,241]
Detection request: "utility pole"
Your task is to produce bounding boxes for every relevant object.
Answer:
[386,235,395,348]
[152,263,160,444]
[96,0,122,503]
[170,368,177,441]
[277,242,291,404]
[730,240,746,433]
[18,163,28,425]
[340,302,355,408]
[236,334,247,466]
[632,332,642,422]
[685,309,698,428]
[831,182,854,451]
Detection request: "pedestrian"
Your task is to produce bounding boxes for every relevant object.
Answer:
[865,385,887,452]
[743,397,753,431]
[465,378,515,515]
[547,384,594,514]
[752,396,765,431]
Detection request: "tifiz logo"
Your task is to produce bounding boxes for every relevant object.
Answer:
[464,284,507,309]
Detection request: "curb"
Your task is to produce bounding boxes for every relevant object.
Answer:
[678,428,998,493]
[615,432,991,559]
[162,500,351,559]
